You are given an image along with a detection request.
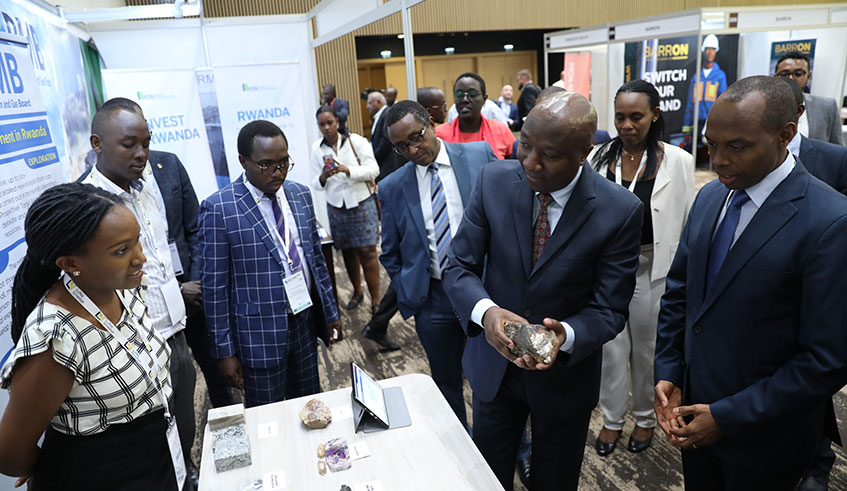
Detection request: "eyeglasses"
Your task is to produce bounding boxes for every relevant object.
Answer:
[242,155,295,175]
[454,89,481,100]
[776,69,808,79]
[392,126,427,155]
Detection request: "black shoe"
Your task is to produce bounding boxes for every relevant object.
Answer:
[346,292,364,310]
[595,430,620,457]
[627,434,653,453]
[798,474,829,491]
[515,458,530,488]
[361,324,401,350]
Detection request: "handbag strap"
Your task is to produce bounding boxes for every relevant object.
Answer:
[346,135,362,165]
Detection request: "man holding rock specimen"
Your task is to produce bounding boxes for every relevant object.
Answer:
[378,100,496,429]
[442,92,643,490]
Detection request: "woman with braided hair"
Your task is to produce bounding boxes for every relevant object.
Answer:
[0,183,181,490]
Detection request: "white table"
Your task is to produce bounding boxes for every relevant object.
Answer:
[199,373,503,490]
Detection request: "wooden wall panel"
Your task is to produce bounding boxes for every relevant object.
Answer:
[315,35,363,137]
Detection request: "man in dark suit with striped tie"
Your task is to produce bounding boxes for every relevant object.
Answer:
[378,100,496,428]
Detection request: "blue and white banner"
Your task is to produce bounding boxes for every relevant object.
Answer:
[101,68,219,200]
[213,62,312,187]
[0,32,63,436]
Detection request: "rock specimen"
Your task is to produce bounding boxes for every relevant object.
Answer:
[324,437,352,472]
[504,322,558,364]
[208,403,252,473]
[318,461,327,475]
[317,443,326,458]
[299,398,332,429]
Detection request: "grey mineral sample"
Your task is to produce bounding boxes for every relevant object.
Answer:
[504,322,558,364]
[299,398,332,429]
[211,423,252,472]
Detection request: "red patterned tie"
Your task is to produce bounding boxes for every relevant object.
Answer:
[533,193,554,265]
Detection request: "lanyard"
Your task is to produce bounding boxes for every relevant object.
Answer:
[615,151,648,193]
[62,273,171,419]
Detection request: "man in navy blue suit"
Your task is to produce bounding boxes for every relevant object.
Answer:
[378,100,496,428]
[199,120,341,407]
[442,92,643,490]
[654,76,847,490]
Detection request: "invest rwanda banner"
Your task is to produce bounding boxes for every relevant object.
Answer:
[213,62,311,188]
[101,68,219,200]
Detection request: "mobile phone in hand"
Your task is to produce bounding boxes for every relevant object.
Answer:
[322,154,336,170]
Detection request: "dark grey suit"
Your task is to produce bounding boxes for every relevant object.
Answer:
[804,94,843,145]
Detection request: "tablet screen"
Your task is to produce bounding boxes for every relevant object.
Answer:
[351,362,389,426]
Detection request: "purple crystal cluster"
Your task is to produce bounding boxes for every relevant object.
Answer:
[324,437,351,472]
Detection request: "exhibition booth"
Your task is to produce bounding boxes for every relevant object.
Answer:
[0,0,845,488]
[545,4,847,164]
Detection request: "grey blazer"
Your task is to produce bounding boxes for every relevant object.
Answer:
[804,93,843,145]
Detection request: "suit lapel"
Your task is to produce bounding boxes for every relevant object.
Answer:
[512,166,534,278]
[444,143,472,205]
[283,183,312,264]
[233,177,286,268]
[695,168,806,322]
[799,137,816,174]
[400,163,429,249]
[531,163,595,276]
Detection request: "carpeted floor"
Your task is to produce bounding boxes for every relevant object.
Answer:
[190,169,847,489]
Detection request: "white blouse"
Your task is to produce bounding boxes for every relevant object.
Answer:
[310,133,380,209]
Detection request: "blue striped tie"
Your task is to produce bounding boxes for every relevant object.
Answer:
[428,162,452,275]
[266,192,303,272]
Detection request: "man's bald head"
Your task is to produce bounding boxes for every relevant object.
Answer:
[385,87,398,106]
[532,92,597,148]
[367,91,386,117]
[417,87,447,124]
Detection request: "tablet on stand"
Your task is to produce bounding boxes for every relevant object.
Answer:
[350,362,411,433]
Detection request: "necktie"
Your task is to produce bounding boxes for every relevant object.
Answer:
[428,162,452,274]
[533,193,554,265]
[265,192,302,272]
[706,190,750,290]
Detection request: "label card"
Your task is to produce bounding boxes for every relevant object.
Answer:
[257,422,279,439]
[331,405,352,420]
[348,441,371,460]
[262,470,286,490]
[353,481,383,491]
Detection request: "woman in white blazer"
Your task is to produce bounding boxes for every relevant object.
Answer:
[590,79,695,457]
[311,106,381,314]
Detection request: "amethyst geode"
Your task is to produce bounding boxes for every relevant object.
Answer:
[324,437,352,472]
[504,322,558,364]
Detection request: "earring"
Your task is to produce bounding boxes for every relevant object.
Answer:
[72,271,80,277]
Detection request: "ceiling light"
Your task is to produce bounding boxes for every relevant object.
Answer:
[503,44,514,51]
[380,50,392,59]
[397,34,404,39]
[444,47,455,55]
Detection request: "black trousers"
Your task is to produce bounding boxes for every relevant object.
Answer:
[367,282,398,334]
[184,312,233,408]
[682,447,805,491]
[472,363,591,491]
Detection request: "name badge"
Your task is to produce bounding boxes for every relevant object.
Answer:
[167,416,187,490]
[168,241,184,277]
[283,271,313,315]
[161,278,187,326]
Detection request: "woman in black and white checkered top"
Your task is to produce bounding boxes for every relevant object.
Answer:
[0,183,180,490]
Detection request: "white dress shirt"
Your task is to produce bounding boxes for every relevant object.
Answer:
[787,131,802,157]
[372,105,386,131]
[310,134,380,209]
[798,108,809,139]
[84,164,186,339]
[416,138,464,280]
[470,165,585,354]
[243,176,312,290]
[714,152,795,247]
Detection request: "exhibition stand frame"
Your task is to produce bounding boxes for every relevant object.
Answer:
[545,4,847,165]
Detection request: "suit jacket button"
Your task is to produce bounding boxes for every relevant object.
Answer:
[524,309,532,317]
[693,325,703,334]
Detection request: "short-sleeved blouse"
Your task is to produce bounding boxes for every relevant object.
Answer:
[0,285,172,435]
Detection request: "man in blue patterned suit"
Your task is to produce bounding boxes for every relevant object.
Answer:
[199,120,341,407]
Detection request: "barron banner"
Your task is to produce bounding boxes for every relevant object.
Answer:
[770,38,816,89]
[101,68,218,200]
[213,62,311,187]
